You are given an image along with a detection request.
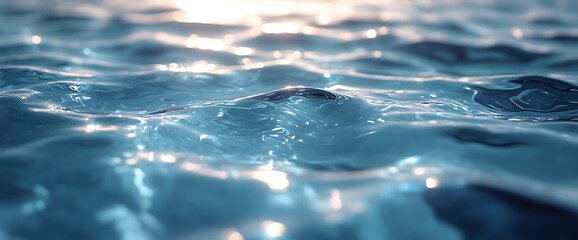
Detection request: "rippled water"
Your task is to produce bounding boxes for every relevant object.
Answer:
[2,0,578,239]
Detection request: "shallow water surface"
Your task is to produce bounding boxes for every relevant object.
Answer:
[1,0,578,239]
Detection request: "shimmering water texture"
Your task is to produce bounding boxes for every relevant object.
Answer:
[1,0,578,239]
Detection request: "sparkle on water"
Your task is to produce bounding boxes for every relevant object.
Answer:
[1,0,578,239]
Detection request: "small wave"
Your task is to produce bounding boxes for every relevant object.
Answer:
[472,75,578,121]
[400,41,552,64]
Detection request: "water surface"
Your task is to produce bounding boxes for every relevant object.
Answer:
[1,0,578,239]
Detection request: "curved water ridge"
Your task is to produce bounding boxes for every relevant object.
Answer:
[471,75,578,121]
[2,0,578,240]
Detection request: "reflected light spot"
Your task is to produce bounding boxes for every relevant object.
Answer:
[277,59,292,65]
[292,51,302,58]
[32,35,42,44]
[82,124,117,133]
[247,15,263,25]
[512,27,524,39]
[160,154,177,163]
[251,171,289,191]
[125,158,138,165]
[398,155,420,166]
[413,167,425,175]
[316,14,332,25]
[329,189,343,210]
[262,22,302,34]
[225,230,244,240]
[127,133,136,138]
[168,61,217,73]
[181,162,228,179]
[426,177,439,188]
[366,29,377,38]
[85,124,97,133]
[263,220,286,238]
[302,26,316,35]
[156,64,168,71]
[199,134,208,140]
[182,162,201,171]
[372,51,382,58]
[186,36,225,51]
[172,0,246,24]
[234,47,254,56]
[273,51,283,58]
[271,1,293,15]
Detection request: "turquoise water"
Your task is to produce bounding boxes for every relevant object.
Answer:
[1,0,578,239]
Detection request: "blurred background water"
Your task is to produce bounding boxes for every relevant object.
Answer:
[1,0,578,239]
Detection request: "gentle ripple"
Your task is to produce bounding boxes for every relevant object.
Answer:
[1,0,578,239]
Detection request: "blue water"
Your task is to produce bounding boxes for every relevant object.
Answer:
[1,0,578,239]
